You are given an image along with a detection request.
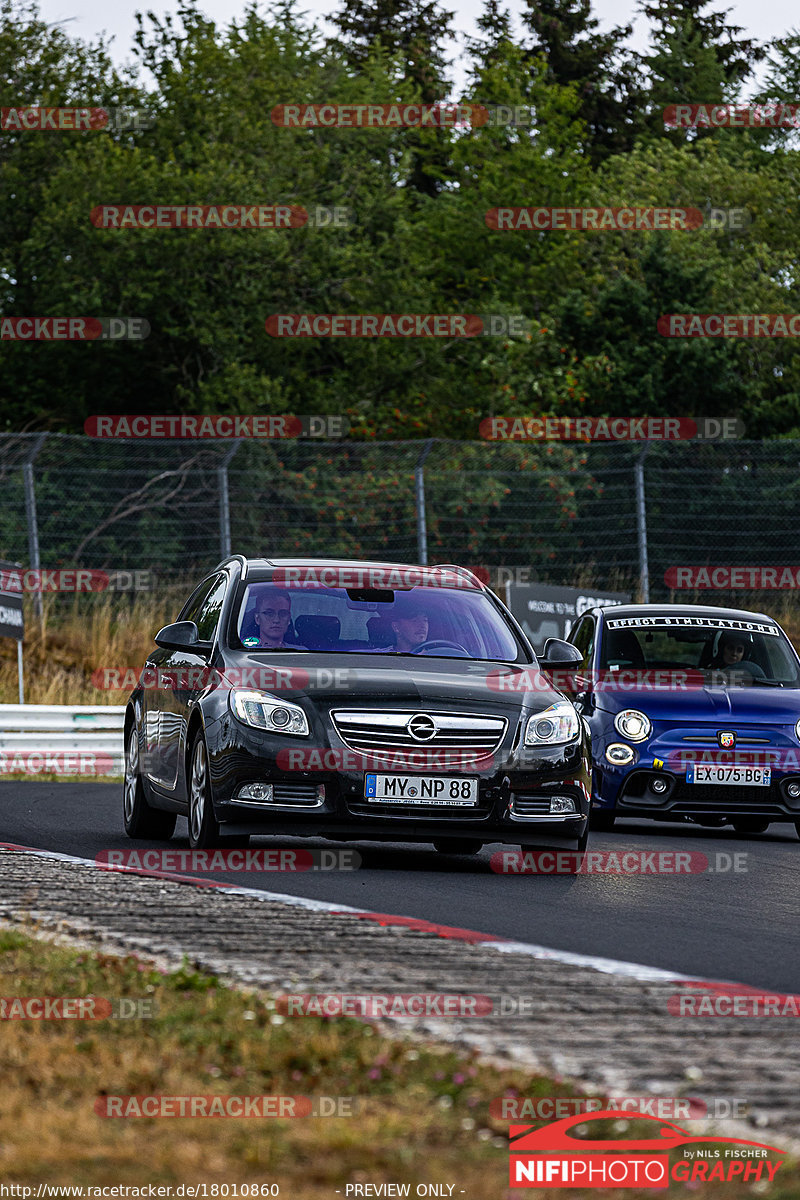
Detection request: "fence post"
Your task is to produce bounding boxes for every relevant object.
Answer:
[415,439,434,564]
[22,433,47,623]
[218,442,241,560]
[634,444,651,603]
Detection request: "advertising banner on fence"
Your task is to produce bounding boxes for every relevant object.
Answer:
[505,582,630,650]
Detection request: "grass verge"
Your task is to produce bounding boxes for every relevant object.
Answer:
[0,925,796,1197]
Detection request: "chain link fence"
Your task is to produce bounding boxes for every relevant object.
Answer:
[2,433,800,601]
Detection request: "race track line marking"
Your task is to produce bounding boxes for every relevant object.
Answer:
[1,839,699,983]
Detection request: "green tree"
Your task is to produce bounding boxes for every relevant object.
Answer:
[0,0,144,427]
[639,0,765,144]
[330,0,456,194]
[519,0,646,164]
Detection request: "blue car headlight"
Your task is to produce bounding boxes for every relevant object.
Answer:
[795,718,800,743]
[230,689,309,736]
[524,701,580,746]
[613,709,651,742]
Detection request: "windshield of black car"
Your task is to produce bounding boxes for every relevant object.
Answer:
[232,581,527,662]
[599,617,800,687]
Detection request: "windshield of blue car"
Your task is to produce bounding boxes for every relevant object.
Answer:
[232,581,526,662]
[599,617,800,687]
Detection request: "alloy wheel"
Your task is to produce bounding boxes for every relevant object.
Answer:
[189,741,207,842]
[123,729,139,824]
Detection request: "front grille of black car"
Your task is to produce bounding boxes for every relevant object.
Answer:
[271,782,322,805]
[331,710,506,754]
[510,796,551,816]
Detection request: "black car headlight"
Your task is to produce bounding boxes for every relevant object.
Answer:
[524,701,580,746]
[230,689,309,736]
[613,709,651,742]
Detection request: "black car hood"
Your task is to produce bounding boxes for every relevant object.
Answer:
[225,652,564,713]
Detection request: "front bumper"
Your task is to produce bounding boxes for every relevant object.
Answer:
[207,722,591,847]
[591,721,800,820]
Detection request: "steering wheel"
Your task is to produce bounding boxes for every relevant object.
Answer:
[708,664,757,686]
[411,639,468,655]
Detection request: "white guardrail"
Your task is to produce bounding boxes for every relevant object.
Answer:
[0,704,125,775]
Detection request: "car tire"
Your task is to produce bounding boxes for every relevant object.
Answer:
[795,821,800,842]
[188,733,226,850]
[576,822,589,853]
[590,810,616,832]
[433,839,483,855]
[731,819,769,835]
[123,725,177,840]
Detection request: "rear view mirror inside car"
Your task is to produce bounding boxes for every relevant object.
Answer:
[346,588,395,605]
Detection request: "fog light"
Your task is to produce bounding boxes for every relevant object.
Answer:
[238,782,274,802]
[650,777,668,795]
[606,743,634,765]
[549,795,576,813]
[788,783,800,799]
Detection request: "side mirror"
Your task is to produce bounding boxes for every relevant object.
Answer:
[540,638,583,667]
[154,620,211,653]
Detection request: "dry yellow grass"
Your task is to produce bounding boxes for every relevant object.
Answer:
[1,926,796,1198]
[0,588,186,705]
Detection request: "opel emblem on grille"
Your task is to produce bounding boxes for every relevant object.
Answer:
[718,731,736,749]
[407,714,438,741]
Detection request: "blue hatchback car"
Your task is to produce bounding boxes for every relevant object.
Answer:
[564,604,800,837]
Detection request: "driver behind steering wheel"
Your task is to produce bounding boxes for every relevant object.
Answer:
[391,597,430,653]
[707,631,766,682]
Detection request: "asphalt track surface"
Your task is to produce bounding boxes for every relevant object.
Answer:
[2,781,797,993]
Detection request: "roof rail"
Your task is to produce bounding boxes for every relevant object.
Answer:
[214,553,248,578]
[434,563,485,587]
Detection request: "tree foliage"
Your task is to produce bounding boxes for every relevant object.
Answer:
[0,0,797,443]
